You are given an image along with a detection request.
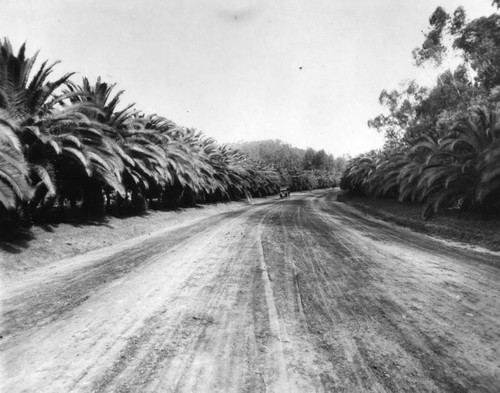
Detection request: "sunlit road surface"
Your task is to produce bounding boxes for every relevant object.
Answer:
[1,190,499,392]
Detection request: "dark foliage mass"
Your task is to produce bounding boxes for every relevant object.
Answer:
[341,4,500,219]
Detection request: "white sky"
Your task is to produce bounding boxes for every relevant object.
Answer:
[2,0,497,156]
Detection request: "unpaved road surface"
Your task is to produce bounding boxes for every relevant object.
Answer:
[1,191,500,392]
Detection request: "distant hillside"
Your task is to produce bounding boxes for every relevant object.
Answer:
[231,140,347,191]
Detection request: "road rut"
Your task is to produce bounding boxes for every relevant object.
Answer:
[1,191,499,392]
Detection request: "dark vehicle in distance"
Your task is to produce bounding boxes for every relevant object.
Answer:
[279,187,290,199]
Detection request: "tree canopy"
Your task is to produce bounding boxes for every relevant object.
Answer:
[232,140,346,191]
[342,2,500,218]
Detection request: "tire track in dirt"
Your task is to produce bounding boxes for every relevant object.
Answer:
[90,201,296,393]
[302,192,500,392]
[314,192,500,267]
[255,210,291,392]
[2,191,499,392]
[254,193,499,392]
[0,210,244,341]
[2,201,309,393]
[2,205,270,392]
[279,199,389,392]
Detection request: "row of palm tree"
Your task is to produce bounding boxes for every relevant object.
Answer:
[340,106,500,218]
[0,39,281,226]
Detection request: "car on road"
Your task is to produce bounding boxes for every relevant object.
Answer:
[279,187,290,199]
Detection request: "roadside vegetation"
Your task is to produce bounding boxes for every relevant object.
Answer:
[0,39,340,233]
[232,140,347,191]
[340,2,500,220]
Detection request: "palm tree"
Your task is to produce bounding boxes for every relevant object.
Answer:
[472,107,500,206]
[341,106,500,219]
[0,39,74,119]
[0,110,32,210]
[417,106,500,217]
[0,39,105,217]
[1,39,285,225]
[340,152,379,196]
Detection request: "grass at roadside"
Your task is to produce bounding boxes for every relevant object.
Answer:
[338,192,500,252]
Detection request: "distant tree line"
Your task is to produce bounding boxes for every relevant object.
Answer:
[341,2,500,219]
[232,140,347,191]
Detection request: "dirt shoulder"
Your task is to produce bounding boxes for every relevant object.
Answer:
[0,199,263,278]
[337,191,500,252]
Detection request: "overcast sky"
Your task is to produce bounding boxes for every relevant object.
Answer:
[2,0,497,156]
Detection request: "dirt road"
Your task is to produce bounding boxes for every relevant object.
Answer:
[1,191,499,392]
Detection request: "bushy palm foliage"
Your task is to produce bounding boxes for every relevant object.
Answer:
[0,111,31,209]
[341,106,500,218]
[0,39,73,118]
[340,152,378,196]
[0,40,284,225]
